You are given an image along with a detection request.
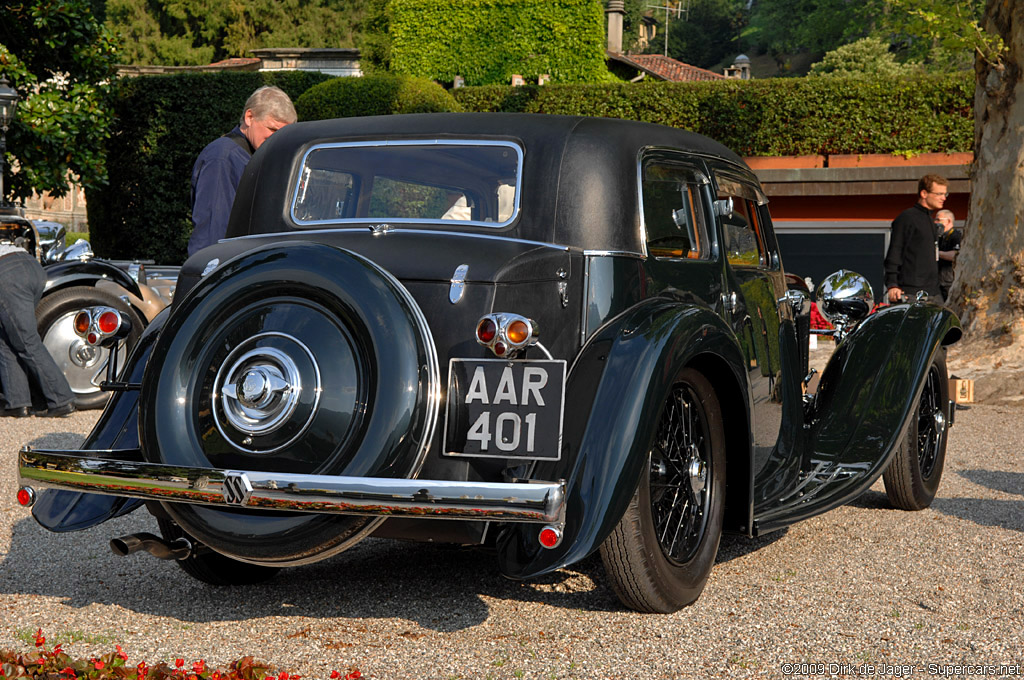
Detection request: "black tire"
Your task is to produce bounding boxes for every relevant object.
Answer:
[140,243,439,566]
[883,352,949,510]
[36,285,145,410]
[599,368,726,613]
[157,518,279,586]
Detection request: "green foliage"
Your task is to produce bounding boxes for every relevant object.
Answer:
[295,73,461,120]
[376,0,609,85]
[809,37,917,77]
[750,0,877,58]
[881,0,1003,69]
[106,0,373,66]
[0,0,119,203]
[453,72,973,156]
[85,70,330,264]
[666,0,747,69]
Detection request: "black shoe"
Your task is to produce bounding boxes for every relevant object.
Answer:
[35,403,76,418]
[1,406,31,418]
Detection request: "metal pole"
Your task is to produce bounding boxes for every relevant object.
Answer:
[0,130,6,205]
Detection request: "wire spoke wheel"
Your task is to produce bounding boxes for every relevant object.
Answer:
[649,384,711,565]
[883,352,949,510]
[600,368,725,613]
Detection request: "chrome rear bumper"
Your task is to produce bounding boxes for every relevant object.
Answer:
[18,448,565,524]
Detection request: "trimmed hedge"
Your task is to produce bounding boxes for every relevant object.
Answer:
[295,74,461,120]
[88,70,973,265]
[85,71,331,264]
[452,72,974,156]
[383,0,608,85]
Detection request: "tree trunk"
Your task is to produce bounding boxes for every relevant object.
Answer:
[951,0,1023,360]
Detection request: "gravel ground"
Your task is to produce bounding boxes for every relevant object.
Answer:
[2,397,1022,679]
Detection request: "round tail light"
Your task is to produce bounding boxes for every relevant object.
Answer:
[17,487,35,507]
[476,318,497,344]
[538,526,562,549]
[506,319,530,345]
[87,332,99,345]
[97,310,120,334]
[73,311,91,336]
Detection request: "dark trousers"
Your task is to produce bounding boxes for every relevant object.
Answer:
[0,251,73,409]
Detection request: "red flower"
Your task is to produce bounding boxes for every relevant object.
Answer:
[94,660,106,670]
[34,628,45,648]
[116,644,129,661]
[346,672,362,680]
[193,660,207,674]
[212,673,222,680]
[330,672,341,679]
[61,667,75,677]
[176,658,185,668]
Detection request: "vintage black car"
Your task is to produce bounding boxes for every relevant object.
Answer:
[0,210,176,409]
[16,114,960,613]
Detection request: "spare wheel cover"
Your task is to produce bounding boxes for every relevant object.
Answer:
[140,243,440,565]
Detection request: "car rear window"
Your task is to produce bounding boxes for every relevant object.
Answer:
[291,140,522,228]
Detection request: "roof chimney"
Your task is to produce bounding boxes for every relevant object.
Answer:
[606,0,625,54]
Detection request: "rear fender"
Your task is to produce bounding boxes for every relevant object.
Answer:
[495,298,747,579]
[44,259,144,299]
[28,311,166,532]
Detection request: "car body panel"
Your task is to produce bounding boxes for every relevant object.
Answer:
[16,113,961,598]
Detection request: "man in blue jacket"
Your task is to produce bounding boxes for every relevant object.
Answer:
[187,86,296,256]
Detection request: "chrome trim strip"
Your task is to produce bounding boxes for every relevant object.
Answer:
[225,228,571,252]
[581,249,644,259]
[19,448,566,524]
[291,139,524,229]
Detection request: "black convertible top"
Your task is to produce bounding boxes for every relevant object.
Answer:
[228,113,753,253]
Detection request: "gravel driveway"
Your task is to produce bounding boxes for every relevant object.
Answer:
[2,402,1022,679]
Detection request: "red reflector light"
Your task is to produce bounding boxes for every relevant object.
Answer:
[17,487,35,507]
[507,319,530,345]
[73,311,91,335]
[493,342,506,356]
[87,332,99,345]
[477,318,497,344]
[538,526,561,549]
[97,310,120,334]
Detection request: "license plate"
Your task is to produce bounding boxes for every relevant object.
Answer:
[444,358,566,460]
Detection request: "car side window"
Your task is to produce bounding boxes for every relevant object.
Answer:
[715,175,775,269]
[641,159,712,260]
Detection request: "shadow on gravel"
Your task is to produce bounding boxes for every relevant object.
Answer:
[0,513,622,630]
[715,529,788,564]
[958,469,1024,497]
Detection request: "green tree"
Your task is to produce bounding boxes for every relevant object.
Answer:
[0,0,119,203]
[809,36,916,77]
[667,0,747,68]
[750,0,878,59]
[107,0,372,66]
[879,0,992,71]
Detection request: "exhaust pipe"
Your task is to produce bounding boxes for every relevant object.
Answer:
[110,532,192,560]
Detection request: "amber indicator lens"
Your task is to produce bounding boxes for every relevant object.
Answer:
[73,311,91,336]
[507,319,530,345]
[477,318,497,344]
[97,311,120,334]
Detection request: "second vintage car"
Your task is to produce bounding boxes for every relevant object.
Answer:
[17,114,959,613]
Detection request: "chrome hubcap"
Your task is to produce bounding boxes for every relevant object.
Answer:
[688,448,707,496]
[214,334,320,452]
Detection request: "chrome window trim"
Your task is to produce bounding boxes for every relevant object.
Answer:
[636,148,717,262]
[290,139,524,229]
[582,249,644,259]
[225,228,571,252]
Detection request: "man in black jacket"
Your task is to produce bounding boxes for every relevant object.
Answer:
[884,174,948,303]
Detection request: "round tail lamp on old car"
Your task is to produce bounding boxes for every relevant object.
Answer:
[475,313,539,358]
[73,310,92,336]
[74,306,133,347]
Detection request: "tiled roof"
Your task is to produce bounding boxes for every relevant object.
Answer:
[609,52,726,82]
